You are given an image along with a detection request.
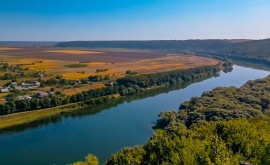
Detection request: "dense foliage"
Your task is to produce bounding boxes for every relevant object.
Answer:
[106,117,270,165]
[158,75,270,129]
[102,75,270,165]
[96,68,108,73]
[126,70,138,75]
[57,39,270,65]
[69,154,98,165]
[64,64,87,68]
[117,65,220,88]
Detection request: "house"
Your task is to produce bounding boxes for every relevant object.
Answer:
[21,82,27,86]
[36,92,49,98]
[38,72,44,77]
[33,81,40,86]
[0,88,9,93]
[16,95,32,101]
[75,80,81,85]
[49,92,55,95]
[11,82,17,88]
[15,86,32,90]
[21,82,31,87]
[32,81,40,86]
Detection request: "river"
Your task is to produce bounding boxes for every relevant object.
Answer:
[0,65,269,165]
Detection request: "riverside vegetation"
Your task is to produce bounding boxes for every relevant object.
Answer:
[71,71,270,165]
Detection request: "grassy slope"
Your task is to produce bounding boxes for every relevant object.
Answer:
[0,103,83,130]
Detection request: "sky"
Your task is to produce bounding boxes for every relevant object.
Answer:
[0,0,270,41]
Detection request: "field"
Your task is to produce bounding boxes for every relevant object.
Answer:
[0,46,166,62]
[0,46,219,96]
[0,47,22,50]
[43,50,104,54]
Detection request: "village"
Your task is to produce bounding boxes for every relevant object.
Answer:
[0,81,55,101]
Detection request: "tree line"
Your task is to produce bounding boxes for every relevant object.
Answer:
[117,65,220,88]
[0,64,223,115]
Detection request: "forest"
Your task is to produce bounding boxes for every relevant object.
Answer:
[74,74,270,165]
[157,75,270,129]
[106,117,270,165]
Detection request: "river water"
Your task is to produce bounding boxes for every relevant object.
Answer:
[0,65,269,165]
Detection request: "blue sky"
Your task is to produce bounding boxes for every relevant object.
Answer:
[0,0,270,41]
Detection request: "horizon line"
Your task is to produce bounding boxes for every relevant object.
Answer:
[1,38,270,42]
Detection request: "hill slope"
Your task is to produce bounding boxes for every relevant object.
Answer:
[57,39,270,65]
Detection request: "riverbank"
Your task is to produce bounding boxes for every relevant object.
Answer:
[0,64,225,131]
[0,102,86,131]
[103,73,270,165]
[0,72,221,133]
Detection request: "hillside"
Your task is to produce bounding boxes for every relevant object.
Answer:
[57,39,270,65]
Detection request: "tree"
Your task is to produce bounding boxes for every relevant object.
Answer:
[85,154,98,165]
[50,87,55,92]
[69,154,98,165]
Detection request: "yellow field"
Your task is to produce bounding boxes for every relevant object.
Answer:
[0,93,9,98]
[139,65,162,70]
[43,50,104,54]
[0,80,9,86]
[0,52,219,97]
[24,60,57,71]
[62,73,92,80]
[87,62,107,66]
[6,58,58,71]
[95,84,106,88]
[0,47,21,51]
[59,55,218,81]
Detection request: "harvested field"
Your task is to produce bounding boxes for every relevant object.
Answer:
[0,47,219,79]
[43,50,104,54]
[0,47,22,51]
[62,73,92,80]
[0,93,9,98]
[0,46,166,63]
[0,45,219,96]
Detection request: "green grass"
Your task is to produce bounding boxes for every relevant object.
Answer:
[0,103,84,130]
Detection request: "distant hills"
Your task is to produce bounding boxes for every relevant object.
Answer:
[56,39,248,50]
[0,41,58,46]
[57,39,270,65]
[1,39,270,65]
